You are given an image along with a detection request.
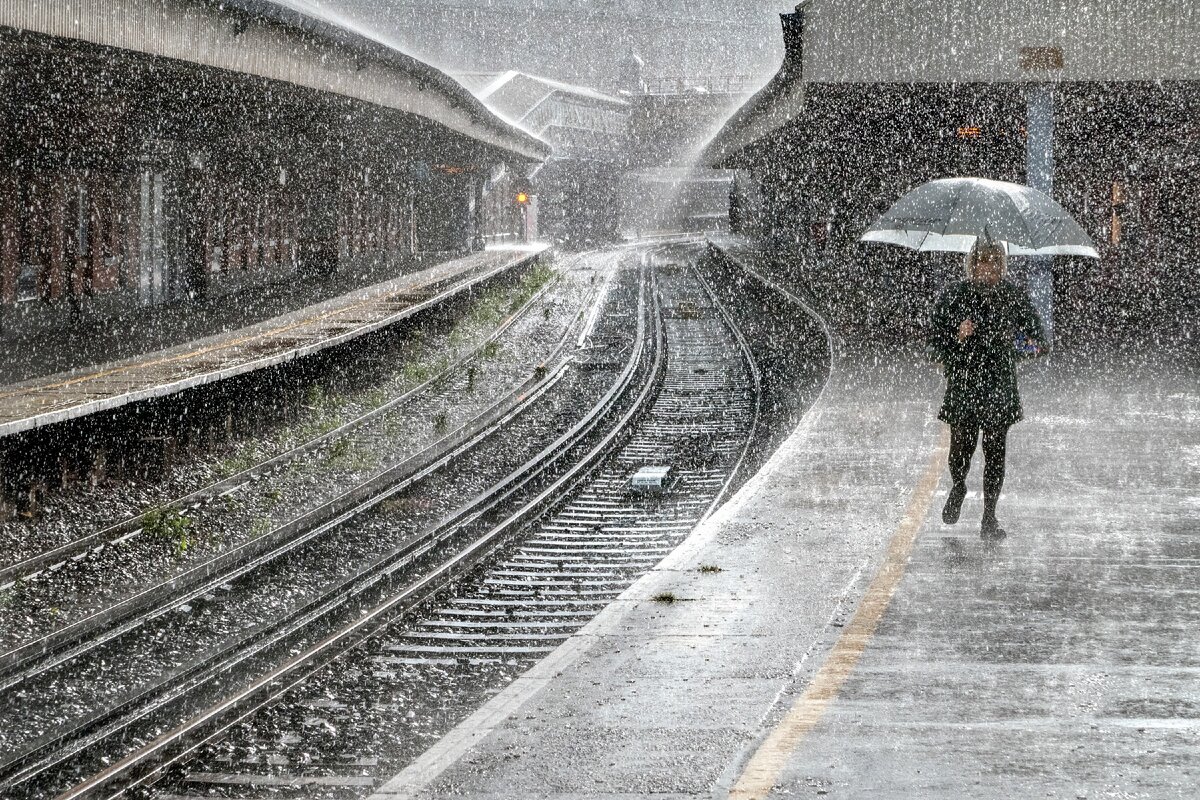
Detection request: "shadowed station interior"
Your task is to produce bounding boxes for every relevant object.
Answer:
[0,2,1196,800]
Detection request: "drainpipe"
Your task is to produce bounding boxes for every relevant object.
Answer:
[1026,85,1055,345]
[1021,46,1063,346]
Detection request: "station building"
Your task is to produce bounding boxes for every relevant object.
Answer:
[0,1,547,335]
[458,64,749,243]
[455,70,630,244]
[706,1,1200,348]
[625,72,748,236]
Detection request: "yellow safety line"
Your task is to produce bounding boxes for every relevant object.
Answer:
[0,258,493,403]
[728,428,950,800]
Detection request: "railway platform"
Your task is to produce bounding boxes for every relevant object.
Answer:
[371,248,1199,799]
[0,246,548,440]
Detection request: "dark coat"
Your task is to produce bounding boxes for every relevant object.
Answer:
[929,279,1047,429]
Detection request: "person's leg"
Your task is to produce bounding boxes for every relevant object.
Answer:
[942,425,977,524]
[980,425,1010,536]
[948,425,978,483]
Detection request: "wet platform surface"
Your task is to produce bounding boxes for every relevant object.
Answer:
[769,361,1198,799]
[0,246,547,439]
[369,254,1199,798]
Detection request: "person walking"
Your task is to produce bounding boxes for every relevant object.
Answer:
[929,240,1047,539]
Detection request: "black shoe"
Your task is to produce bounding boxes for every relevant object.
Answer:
[942,481,967,525]
[980,516,1007,540]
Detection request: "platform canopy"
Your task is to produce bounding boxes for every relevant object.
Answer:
[703,0,1200,168]
[1,0,551,164]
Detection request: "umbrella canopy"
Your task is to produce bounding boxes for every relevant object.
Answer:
[861,177,1099,258]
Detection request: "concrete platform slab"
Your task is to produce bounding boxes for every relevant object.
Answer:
[766,367,1200,800]
[0,246,547,438]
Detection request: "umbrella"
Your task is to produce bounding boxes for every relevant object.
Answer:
[861,177,1099,258]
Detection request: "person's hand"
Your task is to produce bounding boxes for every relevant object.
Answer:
[957,319,975,342]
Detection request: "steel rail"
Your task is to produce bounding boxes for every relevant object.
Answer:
[0,342,584,792]
[43,264,665,800]
[0,262,599,687]
[0,298,597,702]
[157,249,764,800]
[0,258,628,787]
[682,250,763,521]
[160,253,752,798]
[705,240,841,363]
[0,257,569,593]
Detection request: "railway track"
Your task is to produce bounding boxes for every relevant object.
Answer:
[0,255,605,682]
[145,251,761,799]
[0,245,769,800]
[0,258,570,592]
[0,254,657,800]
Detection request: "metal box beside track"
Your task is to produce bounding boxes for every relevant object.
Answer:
[629,465,674,494]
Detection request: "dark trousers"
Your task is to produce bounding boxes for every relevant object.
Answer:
[949,425,1009,520]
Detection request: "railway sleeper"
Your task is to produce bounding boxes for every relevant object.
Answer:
[416,619,581,630]
[501,559,661,571]
[518,545,672,556]
[484,587,624,599]
[521,534,674,544]
[374,645,556,656]
[430,607,597,619]
[184,771,375,787]
[449,597,610,608]
[395,631,570,643]
[488,569,631,579]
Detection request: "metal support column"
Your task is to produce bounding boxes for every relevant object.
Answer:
[472,177,486,252]
[1025,84,1055,345]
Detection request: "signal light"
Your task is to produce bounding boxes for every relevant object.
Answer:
[516,191,530,205]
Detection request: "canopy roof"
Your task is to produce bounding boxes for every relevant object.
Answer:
[2,0,550,163]
[456,71,628,130]
[455,70,629,160]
